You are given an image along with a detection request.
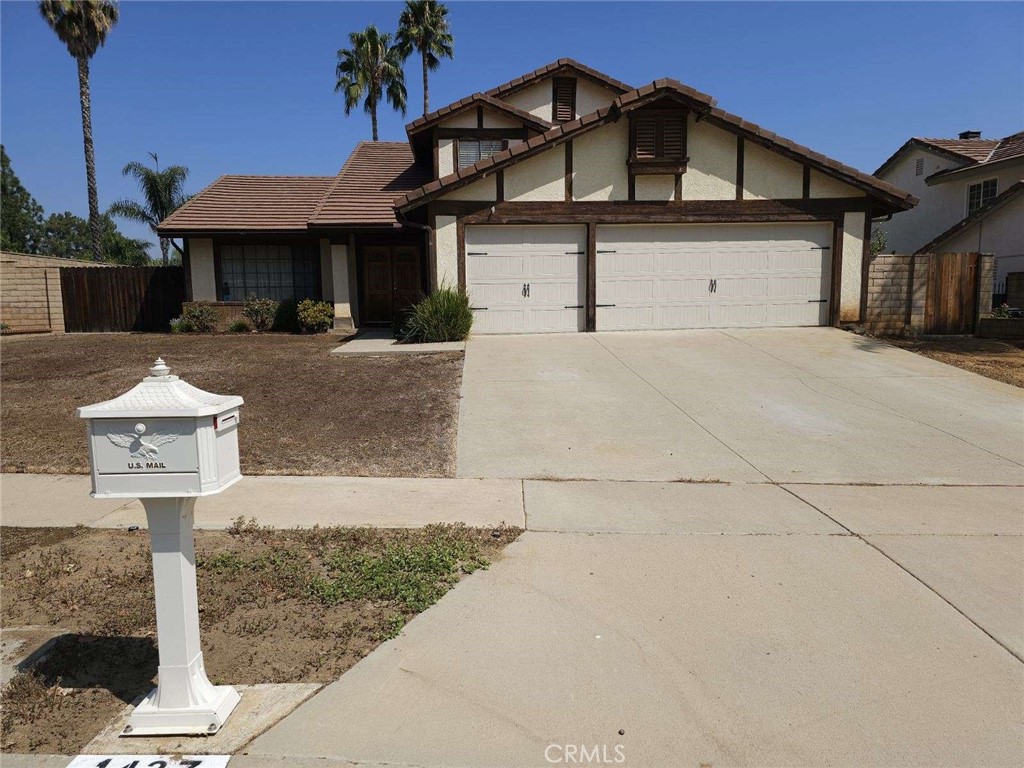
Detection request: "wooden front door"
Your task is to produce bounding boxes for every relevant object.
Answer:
[361,245,423,323]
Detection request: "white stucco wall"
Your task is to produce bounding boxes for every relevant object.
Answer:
[573,120,629,201]
[682,118,736,201]
[942,194,1024,263]
[503,80,552,121]
[319,238,334,302]
[575,79,618,117]
[635,175,675,202]
[841,212,866,322]
[482,108,521,129]
[330,243,352,322]
[743,142,803,200]
[810,170,864,199]
[444,175,497,201]
[435,215,458,288]
[506,147,564,201]
[438,112,478,130]
[188,238,216,301]
[438,138,455,177]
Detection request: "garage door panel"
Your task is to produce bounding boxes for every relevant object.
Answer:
[597,223,832,331]
[466,225,586,334]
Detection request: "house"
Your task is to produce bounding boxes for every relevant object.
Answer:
[873,131,1024,292]
[158,58,917,333]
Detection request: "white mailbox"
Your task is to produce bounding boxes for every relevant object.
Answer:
[78,357,242,499]
[77,358,244,737]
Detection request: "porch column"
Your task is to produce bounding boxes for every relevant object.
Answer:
[188,238,216,302]
[331,243,354,330]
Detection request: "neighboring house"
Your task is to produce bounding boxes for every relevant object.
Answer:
[158,58,916,333]
[874,131,1024,289]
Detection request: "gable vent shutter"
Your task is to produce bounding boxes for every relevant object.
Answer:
[635,114,657,159]
[663,115,685,159]
[553,78,576,123]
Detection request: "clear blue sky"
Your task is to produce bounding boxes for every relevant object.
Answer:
[2,1,1022,251]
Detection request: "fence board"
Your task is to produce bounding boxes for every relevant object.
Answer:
[59,266,185,332]
[924,253,978,334]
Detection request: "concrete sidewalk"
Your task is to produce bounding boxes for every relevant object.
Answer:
[0,474,524,529]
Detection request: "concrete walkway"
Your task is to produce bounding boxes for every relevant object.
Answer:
[330,328,465,356]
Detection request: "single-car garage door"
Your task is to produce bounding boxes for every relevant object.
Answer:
[466,225,586,334]
[597,223,833,330]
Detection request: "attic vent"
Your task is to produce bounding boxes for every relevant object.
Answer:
[915,158,924,176]
[633,112,687,161]
[552,78,576,123]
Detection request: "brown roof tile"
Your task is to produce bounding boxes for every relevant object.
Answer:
[158,175,335,234]
[919,137,1001,162]
[406,93,552,135]
[988,131,1024,163]
[485,57,633,98]
[309,142,431,227]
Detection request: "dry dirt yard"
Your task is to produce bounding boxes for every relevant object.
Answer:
[0,333,463,476]
[884,336,1024,388]
[0,522,520,754]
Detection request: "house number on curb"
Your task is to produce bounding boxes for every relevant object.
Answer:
[65,756,230,768]
[77,358,245,737]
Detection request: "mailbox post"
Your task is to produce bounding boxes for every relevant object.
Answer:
[78,358,244,736]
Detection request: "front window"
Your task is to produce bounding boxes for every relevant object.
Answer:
[219,243,318,301]
[966,179,998,215]
[457,139,505,169]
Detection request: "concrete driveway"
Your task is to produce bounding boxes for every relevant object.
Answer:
[244,329,1024,767]
[456,328,1024,484]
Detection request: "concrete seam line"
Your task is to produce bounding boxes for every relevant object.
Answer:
[781,484,1024,665]
[521,478,529,530]
[722,329,1024,469]
[587,334,773,482]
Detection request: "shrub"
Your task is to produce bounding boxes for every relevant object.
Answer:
[169,316,190,334]
[297,299,334,333]
[272,298,300,333]
[180,304,218,333]
[398,287,473,343]
[228,318,251,333]
[994,303,1011,319]
[242,295,278,332]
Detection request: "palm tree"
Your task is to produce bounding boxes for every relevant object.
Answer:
[108,153,192,265]
[335,25,407,141]
[396,1,454,116]
[39,0,119,262]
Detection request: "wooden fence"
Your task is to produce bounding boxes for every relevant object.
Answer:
[60,266,185,332]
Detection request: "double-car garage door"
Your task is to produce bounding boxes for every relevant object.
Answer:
[466,222,832,334]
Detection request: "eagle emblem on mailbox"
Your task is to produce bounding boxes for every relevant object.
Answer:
[107,423,179,460]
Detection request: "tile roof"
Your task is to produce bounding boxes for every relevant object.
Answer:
[406,93,552,135]
[874,132,1024,178]
[916,179,1024,254]
[916,137,1001,162]
[309,142,431,227]
[397,80,916,212]
[485,57,633,98]
[987,131,1024,163]
[158,175,335,234]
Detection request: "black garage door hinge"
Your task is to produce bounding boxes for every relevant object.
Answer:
[470,306,489,310]
[565,251,586,255]
[564,304,584,309]
[467,251,488,256]
[808,299,828,303]
[596,303,617,308]
[596,249,617,254]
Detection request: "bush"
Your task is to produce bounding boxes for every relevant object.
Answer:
[398,287,473,343]
[169,316,190,334]
[297,299,334,334]
[272,298,300,333]
[228,318,251,333]
[242,295,278,332]
[994,303,1011,319]
[180,304,217,333]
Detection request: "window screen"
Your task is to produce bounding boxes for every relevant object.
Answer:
[219,243,319,301]
[457,139,505,169]
[966,179,998,215]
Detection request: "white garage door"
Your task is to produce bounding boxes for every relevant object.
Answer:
[466,225,586,334]
[597,223,833,330]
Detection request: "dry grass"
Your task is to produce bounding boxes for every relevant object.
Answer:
[884,336,1024,388]
[0,523,521,753]
[0,333,463,476]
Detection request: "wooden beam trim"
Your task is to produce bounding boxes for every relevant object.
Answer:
[859,207,873,323]
[476,105,484,128]
[437,128,531,140]
[430,198,870,219]
[565,140,574,202]
[586,221,597,332]
[456,220,466,291]
[802,165,811,199]
[830,218,844,327]
[735,137,745,201]
[674,173,683,202]
[496,170,505,203]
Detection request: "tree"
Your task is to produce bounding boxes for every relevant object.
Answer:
[108,152,192,265]
[40,211,151,265]
[396,1,454,116]
[335,25,407,141]
[870,226,889,256]
[1,146,45,253]
[38,0,119,262]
